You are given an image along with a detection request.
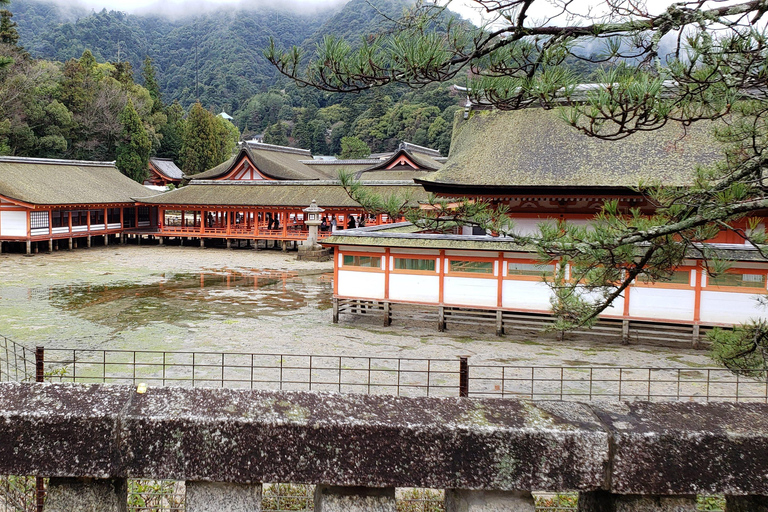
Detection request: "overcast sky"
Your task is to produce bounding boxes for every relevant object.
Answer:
[52,0,702,27]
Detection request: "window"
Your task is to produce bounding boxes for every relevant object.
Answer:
[394,258,436,272]
[449,260,494,274]
[90,210,104,225]
[107,208,121,224]
[52,211,68,228]
[70,210,87,226]
[507,262,555,277]
[343,255,382,269]
[138,207,150,223]
[30,211,49,230]
[710,272,766,289]
[638,271,690,286]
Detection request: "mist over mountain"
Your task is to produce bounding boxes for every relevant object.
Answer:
[9,0,347,111]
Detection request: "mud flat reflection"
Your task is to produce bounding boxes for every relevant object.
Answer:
[46,269,333,331]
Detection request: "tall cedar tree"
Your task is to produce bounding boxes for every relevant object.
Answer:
[142,56,162,113]
[116,100,151,183]
[181,102,221,175]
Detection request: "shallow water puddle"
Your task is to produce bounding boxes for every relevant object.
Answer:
[42,269,333,331]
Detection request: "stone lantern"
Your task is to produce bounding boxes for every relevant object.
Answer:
[302,199,325,250]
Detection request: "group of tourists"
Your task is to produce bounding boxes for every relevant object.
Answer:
[320,214,370,232]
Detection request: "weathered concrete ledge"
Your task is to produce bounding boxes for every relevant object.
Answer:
[0,382,767,499]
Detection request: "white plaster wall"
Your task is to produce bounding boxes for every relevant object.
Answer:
[337,270,385,299]
[700,291,768,325]
[389,274,440,303]
[91,224,106,231]
[0,211,26,237]
[501,280,551,311]
[577,288,625,319]
[444,277,497,307]
[628,287,695,321]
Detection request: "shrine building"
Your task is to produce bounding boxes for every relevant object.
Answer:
[134,142,438,248]
[321,108,768,345]
[0,156,156,255]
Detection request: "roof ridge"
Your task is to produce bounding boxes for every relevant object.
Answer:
[190,180,421,186]
[244,142,312,157]
[0,156,116,167]
[399,141,442,157]
[299,159,381,165]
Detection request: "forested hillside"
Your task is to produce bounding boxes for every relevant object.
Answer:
[0,0,465,178]
[9,0,332,112]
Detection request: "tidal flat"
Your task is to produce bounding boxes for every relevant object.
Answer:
[0,244,718,368]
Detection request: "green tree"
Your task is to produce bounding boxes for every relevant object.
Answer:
[339,136,370,159]
[157,100,184,160]
[0,10,19,47]
[181,102,221,175]
[141,56,162,113]
[269,1,768,369]
[116,99,150,182]
[215,115,239,160]
[263,121,288,146]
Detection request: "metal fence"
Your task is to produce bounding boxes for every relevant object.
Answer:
[36,348,461,397]
[22,346,768,403]
[466,365,768,402]
[0,335,34,383]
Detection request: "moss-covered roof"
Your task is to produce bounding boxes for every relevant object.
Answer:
[187,145,328,182]
[0,157,155,206]
[149,158,183,180]
[418,109,723,191]
[135,181,427,208]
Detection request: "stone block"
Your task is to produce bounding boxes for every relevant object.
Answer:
[445,489,535,512]
[314,485,395,512]
[45,477,127,512]
[589,401,768,495]
[725,495,768,511]
[578,492,696,511]
[186,481,262,512]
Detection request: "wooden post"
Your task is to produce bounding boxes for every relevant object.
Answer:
[332,297,339,323]
[48,239,53,253]
[25,240,31,255]
[35,346,44,512]
[622,320,630,344]
[496,310,503,337]
[459,356,469,397]
[692,324,701,349]
[438,306,446,332]
[383,302,391,326]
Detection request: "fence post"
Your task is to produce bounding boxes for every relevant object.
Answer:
[459,357,469,397]
[35,346,44,384]
[35,346,45,512]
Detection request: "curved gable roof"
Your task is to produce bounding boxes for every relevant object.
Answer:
[187,145,327,182]
[354,149,443,179]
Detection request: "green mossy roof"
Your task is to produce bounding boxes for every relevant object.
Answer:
[0,158,154,206]
[188,146,328,181]
[420,109,723,188]
[136,182,427,208]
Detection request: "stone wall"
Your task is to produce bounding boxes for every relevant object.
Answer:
[0,382,766,511]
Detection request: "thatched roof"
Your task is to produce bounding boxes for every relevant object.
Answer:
[149,158,183,180]
[187,144,327,182]
[135,181,427,208]
[353,148,442,180]
[417,108,723,194]
[0,157,155,206]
